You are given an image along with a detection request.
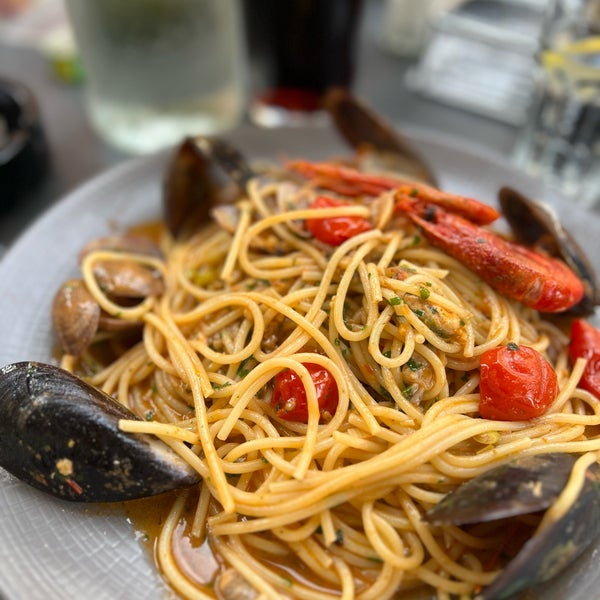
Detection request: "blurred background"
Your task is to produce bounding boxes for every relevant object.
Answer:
[1,0,599,252]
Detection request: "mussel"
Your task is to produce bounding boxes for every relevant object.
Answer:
[323,87,437,186]
[425,453,600,600]
[163,135,255,237]
[499,186,599,315]
[0,361,200,502]
[162,89,437,240]
[425,453,577,526]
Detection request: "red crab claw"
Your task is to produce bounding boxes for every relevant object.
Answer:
[287,159,500,226]
[401,199,585,313]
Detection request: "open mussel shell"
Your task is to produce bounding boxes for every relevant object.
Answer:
[163,137,218,237]
[424,454,600,599]
[0,361,200,502]
[499,186,599,315]
[323,87,437,186]
[190,135,255,189]
[424,453,576,525]
[162,135,255,237]
[478,461,600,600]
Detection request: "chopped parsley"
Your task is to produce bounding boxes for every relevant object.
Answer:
[211,381,232,391]
[406,357,421,371]
[237,355,254,378]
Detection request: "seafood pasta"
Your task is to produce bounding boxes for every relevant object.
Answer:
[55,156,600,600]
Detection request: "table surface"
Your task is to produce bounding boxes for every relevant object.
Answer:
[0,0,519,252]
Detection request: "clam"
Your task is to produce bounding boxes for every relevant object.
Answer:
[52,279,101,357]
[0,361,200,502]
[91,259,164,299]
[78,234,164,261]
[52,234,165,356]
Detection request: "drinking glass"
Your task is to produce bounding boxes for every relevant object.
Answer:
[65,0,246,154]
[513,20,600,206]
[243,0,364,127]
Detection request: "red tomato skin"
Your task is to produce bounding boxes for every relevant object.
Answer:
[479,344,558,421]
[569,319,600,398]
[305,196,372,246]
[271,362,339,423]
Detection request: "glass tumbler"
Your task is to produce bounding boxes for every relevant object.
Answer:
[65,0,247,154]
[513,35,600,206]
[244,0,364,127]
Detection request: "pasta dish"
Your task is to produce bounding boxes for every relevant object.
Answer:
[53,154,600,600]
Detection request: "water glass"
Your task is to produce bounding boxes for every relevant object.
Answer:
[65,0,246,155]
[513,35,600,207]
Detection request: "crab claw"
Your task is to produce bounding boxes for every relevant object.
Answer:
[402,199,585,313]
[287,160,500,225]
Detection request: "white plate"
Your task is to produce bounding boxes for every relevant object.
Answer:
[1,125,599,600]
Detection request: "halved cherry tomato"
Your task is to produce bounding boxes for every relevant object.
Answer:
[271,362,339,423]
[479,343,558,421]
[569,319,600,399]
[305,195,372,246]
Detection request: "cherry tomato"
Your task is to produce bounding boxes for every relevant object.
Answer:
[305,196,372,246]
[271,362,339,423]
[479,343,558,421]
[569,319,600,399]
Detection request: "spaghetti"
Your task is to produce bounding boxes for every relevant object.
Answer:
[60,163,600,600]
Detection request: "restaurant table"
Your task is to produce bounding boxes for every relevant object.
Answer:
[0,0,519,254]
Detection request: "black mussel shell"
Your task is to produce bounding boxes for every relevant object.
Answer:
[499,186,599,315]
[323,87,437,186]
[162,136,254,237]
[0,361,200,502]
[424,453,576,525]
[424,453,600,599]
[478,461,600,600]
